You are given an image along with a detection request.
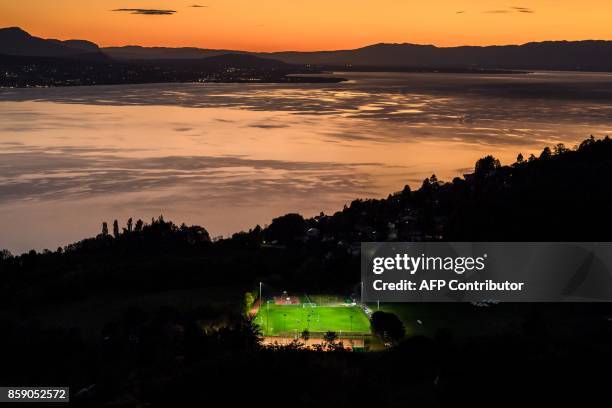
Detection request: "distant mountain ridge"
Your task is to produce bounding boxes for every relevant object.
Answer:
[157,53,290,69]
[260,41,612,70]
[0,27,106,60]
[103,45,243,60]
[4,27,612,71]
[105,39,612,72]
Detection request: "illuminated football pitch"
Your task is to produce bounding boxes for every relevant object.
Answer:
[255,304,370,336]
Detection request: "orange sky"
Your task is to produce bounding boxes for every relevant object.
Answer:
[2,1,612,51]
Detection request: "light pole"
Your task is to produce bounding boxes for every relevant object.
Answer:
[360,281,364,305]
[259,281,262,306]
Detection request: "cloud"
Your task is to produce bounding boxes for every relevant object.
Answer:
[190,4,207,7]
[484,9,511,14]
[484,6,534,14]
[112,8,177,15]
[511,6,534,13]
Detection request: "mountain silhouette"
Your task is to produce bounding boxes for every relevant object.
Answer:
[0,27,106,60]
[5,27,612,71]
[159,53,291,70]
[105,39,612,71]
[103,45,243,60]
[262,41,612,70]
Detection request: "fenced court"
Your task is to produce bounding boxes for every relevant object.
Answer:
[255,302,370,337]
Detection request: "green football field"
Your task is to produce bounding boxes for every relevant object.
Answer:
[255,304,371,336]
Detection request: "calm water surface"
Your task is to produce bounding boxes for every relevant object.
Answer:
[2,71,612,252]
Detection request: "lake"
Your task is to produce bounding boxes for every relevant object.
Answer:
[2,71,612,253]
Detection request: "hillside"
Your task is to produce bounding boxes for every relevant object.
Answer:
[103,39,612,71]
[2,136,612,406]
[261,41,612,70]
[7,27,612,71]
[0,50,337,87]
[149,53,291,70]
[0,26,106,60]
[103,45,242,60]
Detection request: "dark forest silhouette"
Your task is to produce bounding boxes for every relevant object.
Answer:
[2,136,612,406]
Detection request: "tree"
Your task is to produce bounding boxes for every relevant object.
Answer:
[539,146,552,160]
[244,292,255,314]
[180,225,211,244]
[113,220,120,238]
[265,213,306,243]
[370,311,405,343]
[516,153,524,163]
[475,155,500,177]
[421,174,439,193]
[301,329,310,341]
[323,331,338,344]
[579,135,596,150]
[127,218,133,232]
[134,219,144,232]
[101,222,109,237]
[554,143,569,155]
[0,249,12,261]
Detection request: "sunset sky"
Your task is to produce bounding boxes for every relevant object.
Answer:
[2,1,612,51]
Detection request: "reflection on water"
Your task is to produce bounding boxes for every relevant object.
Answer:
[1,71,612,252]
